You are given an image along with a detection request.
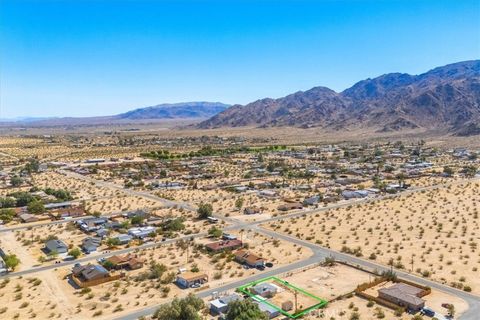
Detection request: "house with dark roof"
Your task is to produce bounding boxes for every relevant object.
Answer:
[44,239,68,255]
[81,237,102,253]
[71,263,123,288]
[378,283,426,312]
[205,240,243,253]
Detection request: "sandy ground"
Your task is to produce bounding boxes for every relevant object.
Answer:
[265,180,480,294]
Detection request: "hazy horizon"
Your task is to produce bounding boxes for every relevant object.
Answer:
[1,0,479,118]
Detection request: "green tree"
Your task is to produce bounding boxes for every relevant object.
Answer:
[208,226,223,238]
[0,197,16,208]
[235,198,244,210]
[4,254,20,271]
[0,208,16,223]
[106,237,120,248]
[68,247,81,259]
[27,200,45,214]
[197,202,213,219]
[225,299,268,320]
[153,293,204,320]
[10,176,23,187]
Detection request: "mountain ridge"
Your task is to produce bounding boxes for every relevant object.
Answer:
[198,60,480,135]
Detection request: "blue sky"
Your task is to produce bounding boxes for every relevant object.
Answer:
[1,0,479,118]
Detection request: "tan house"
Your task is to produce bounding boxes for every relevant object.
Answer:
[104,254,144,270]
[234,249,265,267]
[176,272,208,288]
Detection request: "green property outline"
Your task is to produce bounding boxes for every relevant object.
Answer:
[236,276,328,319]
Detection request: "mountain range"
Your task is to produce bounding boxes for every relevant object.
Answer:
[116,102,229,120]
[198,60,480,136]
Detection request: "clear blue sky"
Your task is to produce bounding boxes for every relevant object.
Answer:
[1,0,479,118]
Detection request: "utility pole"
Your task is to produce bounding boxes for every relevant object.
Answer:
[294,291,298,313]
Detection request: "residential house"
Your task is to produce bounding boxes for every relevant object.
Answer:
[104,254,144,270]
[244,207,261,215]
[205,240,243,253]
[209,293,243,315]
[176,272,208,289]
[81,237,102,254]
[378,283,426,312]
[303,195,321,206]
[341,190,369,199]
[251,283,278,298]
[257,301,281,319]
[114,234,133,245]
[277,202,303,211]
[128,226,156,239]
[234,249,265,267]
[71,263,122,288]
[44,239,68,255]
[19,213,39,223]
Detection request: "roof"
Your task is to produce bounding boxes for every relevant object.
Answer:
[177,272,208,282]
[210,293,243,309]
[44,202,73,209]
[235,249,264,265]
[205,240,242,251]
[378,283,425,306]
[72,264,109,281]
[257,301,279,314]
[252,282,277,294]
[45,239,67,252]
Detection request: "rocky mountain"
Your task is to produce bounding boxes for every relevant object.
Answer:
[198,60,480,135]
[117,102,229,120]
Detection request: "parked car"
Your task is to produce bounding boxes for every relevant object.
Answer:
[265,262,273,268]
[421,307,435,317]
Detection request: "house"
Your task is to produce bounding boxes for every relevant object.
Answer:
[45,239,68,255]
[128,226,156,239]
[77,217,108,232]
[378,283,426,312]
[176,272,209,288]
[81,237,102,253]
[71,263,119,287]
[104,254,144,270]
[244,207,261,215]
[257,301,281,319]
[222,233,237,240]
[277,202,303,211]
[234,249,265,267]
[341,190,369,199]
[205,240,243,253]
[114,234,133,245]
[44,201,73,211]
[303,195,321,206]
[251,283,278,298]
[259,190,278,198]
[209,293,243,315]
[50,206,85,220]
[19,213,39,223]
[124,209,149,220]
